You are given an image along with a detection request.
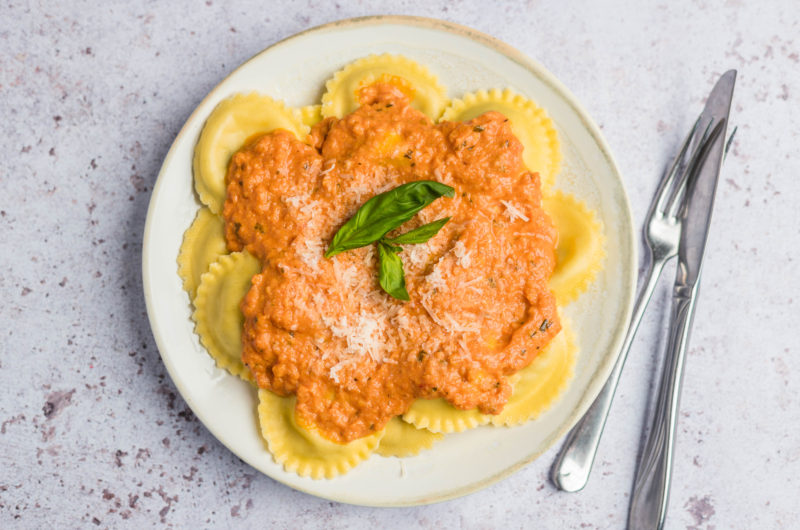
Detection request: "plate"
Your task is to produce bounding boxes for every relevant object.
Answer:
[142,15,635,506]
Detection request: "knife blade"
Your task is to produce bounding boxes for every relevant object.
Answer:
[628,70,736,530]
[679,69,736,288]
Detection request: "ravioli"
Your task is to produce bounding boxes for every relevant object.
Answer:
[544,191,605,305]
[193,93,308,213]
[258,390,383,479]
[441,88,561,190]
[375,417,443,458]
[177,207,228,299]
[192,251,260,382]
[321,54,447,119]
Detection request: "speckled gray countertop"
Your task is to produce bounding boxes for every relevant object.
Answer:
[1,1,798,528]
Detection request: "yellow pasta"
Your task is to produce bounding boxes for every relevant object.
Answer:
[490,320,577,426]
[544,191,605,305]
[177,207,228,300]
[402,397,491,434]
[300,104,323,128]
[192,251,260,382]
[375,417,443,458]
[440,88,561,190]
[321,54,447,120]
[257,390,383,479]
[193,93,309,213]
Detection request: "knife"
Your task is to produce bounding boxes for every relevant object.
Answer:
[628,69,736,530]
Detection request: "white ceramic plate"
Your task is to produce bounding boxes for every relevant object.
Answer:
[142,15,635,506]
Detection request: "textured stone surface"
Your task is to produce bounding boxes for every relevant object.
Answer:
[1,1,798,528]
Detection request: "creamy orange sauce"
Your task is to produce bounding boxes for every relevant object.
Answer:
[223,83,560,443]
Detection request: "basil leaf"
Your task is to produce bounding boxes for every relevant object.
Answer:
[383,217,451,245]
[324,180,454,258]
[383,242,403,254]
[377,241,409,301]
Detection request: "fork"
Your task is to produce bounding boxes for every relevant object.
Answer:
[551,117,718,492]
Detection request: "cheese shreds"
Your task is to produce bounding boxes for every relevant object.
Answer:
[420,291,479,333]
[444,312,480,333]
[514,232,555,246]
[319,159,336,175]
[344,314,384,361]
[393,313,411,330]
[312,292,327,310]
[299,199,321,219]
[477,210,497,239]
[461,277,482,288]
[406,243,430,268]
[351,184,373,205]
[501,200,530,222]
[425,265,447,290]
[323,309,391,381]
[461,278,485,293]
[329,356,358,383]
[363,245,375,267]
[427,337,442,355]
[420,296,449,329]
[333,259,360,292]
[297,238,323,271]
[452,240,472,268]
[320,249,409,382]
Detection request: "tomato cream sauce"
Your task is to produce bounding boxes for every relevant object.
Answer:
[223,83,561,443]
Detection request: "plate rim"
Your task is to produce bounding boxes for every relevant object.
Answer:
[142,14,636,506]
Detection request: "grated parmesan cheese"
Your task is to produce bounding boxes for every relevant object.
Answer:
[283,195,305,208]
[297,238,323,271]
[319,159,336,176]
[420,296,449,329]
[393,313,411,330]
[425,265,447,290]
[461,277,483,294]
[452,240,472,268]
[329,356,357,383]
[347,314,384,361]
[420,290,479,334]
[406,244,430,268]
[501,200,530,222]
[333,260,359,290]
[444,312,480,333]
[299,199,320,219]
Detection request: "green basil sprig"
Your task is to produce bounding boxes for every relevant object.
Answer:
[382,216,451,245]
[377,241,409,300]
[324,181,454,258]
[324,181,454,300]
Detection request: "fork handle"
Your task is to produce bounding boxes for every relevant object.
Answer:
[551,251,665,492]
[627,280,699,530]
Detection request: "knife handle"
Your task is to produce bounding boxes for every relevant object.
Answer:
[628,280,699,530]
